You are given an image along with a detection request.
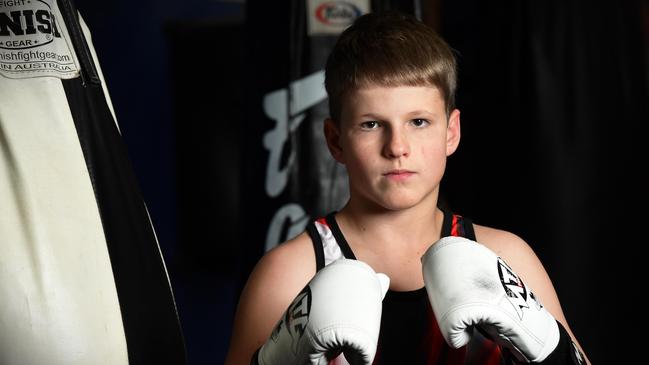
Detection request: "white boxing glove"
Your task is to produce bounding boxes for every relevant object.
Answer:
[253,259,390,365]
[421,236,560,363]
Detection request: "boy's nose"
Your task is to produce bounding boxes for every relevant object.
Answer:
[383,130,410,159]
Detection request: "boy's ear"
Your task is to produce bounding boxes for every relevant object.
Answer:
[324,118,345,164]
[446,109,461,156]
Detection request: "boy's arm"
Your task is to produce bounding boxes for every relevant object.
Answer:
[475,226,591,365]
[224,233,316,365]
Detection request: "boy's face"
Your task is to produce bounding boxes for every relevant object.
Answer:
[325,85,460,211]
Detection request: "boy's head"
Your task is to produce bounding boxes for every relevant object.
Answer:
[325,11,457,124]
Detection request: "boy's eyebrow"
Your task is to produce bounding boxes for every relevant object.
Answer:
[405,110,436,118]
[359,110,436,120]
[360,113,384,120]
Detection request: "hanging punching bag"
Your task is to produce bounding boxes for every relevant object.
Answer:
[0,1,186,364]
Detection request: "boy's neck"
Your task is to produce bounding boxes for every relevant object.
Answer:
[336,195,444,250]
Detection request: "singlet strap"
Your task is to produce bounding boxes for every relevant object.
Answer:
[441,208,453,237]
[306,222,326,271]
[325,213,357,260]
[309,209,476,272]
[464,217,476,241]
[441,208,476,241]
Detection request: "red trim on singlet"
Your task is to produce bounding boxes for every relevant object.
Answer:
[451,215,460,236]
[424,303,444,363]
[485,345,503,365]
[422,302,468,364]
[316,217,328,226]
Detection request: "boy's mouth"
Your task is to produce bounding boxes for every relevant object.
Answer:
[383,169,415,181]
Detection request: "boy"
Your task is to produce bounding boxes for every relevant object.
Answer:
[225,12,589,365]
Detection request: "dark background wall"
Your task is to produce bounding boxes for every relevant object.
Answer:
[74,0,648,364]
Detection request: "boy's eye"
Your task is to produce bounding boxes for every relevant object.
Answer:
[411,118,430,127]
[360,121,380,129]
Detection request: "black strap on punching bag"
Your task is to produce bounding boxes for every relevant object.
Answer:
[57,0,187,363]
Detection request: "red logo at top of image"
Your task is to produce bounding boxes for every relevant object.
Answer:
[315,1,362,25]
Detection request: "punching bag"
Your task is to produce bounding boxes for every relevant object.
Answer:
[0,1,186,364]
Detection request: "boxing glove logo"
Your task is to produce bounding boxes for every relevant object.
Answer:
[570,341,586,365]
[269,286,311,355]
[497,257,543,320]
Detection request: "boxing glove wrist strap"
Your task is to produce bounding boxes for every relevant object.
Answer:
[532,321,585,365]
[503,321,585,365]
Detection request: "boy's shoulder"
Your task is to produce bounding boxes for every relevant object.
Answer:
[265,232,314,264]
[253,232,316,285]
[473,223,547,282]
[473,223,535,262]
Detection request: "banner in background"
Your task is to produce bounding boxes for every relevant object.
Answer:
[241,1,370,280]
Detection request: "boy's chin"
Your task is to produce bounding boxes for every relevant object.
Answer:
[352,189,436,212]
[375,194,429,211]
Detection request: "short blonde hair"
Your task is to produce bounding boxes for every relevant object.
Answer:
[325,11,457,122]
